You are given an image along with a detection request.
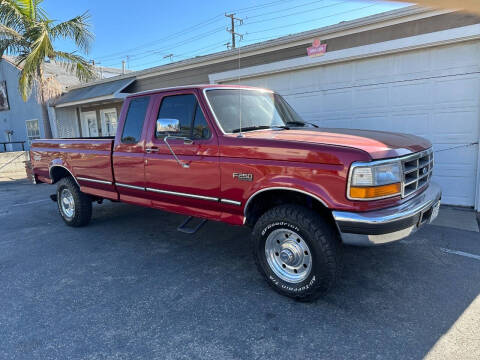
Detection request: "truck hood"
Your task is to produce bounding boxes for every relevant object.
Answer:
[241,127,432,159]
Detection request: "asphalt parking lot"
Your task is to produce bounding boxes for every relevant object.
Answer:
[1,180,480,360]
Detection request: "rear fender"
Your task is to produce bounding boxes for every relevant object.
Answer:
[48,160,79,186]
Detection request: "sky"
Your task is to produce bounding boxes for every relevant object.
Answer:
[42,0,412,71]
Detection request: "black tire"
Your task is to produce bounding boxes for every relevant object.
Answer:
[56,177,92,227]
[252,204,343,301]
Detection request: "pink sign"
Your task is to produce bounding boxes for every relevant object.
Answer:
[307,39,327,57]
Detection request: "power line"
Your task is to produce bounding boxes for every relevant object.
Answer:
[125,26,224,60]
[227,0,288,15]
[102,0,329,67]
[98,23,225,63]
[101,26,226,67]
[95,0,295,62]
[98,0,342,66]
[130,41,228,69]
[95,13,225,61]
[247,2,378,35]
[243,0,349,26]
[243,0,332,20]
[100,1,387,70]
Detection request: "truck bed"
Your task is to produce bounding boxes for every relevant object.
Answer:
[31,138,117,199]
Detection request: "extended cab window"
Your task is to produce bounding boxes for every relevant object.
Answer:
[156,94,211,139]
[121,96,150,143]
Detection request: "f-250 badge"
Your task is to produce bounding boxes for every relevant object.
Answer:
[233,172,253,182]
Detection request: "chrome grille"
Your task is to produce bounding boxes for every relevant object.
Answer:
[401,148,434,198]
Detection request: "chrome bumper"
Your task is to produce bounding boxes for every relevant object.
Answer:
[332,182,442,246]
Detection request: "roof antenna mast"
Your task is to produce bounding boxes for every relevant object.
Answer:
[237,45,243,137]
[225,13,244,137]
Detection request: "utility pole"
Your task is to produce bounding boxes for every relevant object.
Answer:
[225,13,243,49]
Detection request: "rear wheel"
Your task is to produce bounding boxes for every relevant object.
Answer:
[252,204,343,301]
[56,177,92,227]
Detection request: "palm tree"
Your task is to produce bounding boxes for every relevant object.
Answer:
[0,0,96,138]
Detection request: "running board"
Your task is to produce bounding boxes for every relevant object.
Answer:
[177,216,207,234]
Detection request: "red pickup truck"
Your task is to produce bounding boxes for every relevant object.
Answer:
[31,85,441,300]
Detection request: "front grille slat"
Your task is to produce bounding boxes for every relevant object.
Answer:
[404,168,418,175]
[401,148,433,198]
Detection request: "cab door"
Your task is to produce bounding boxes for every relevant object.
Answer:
[112,95,152,206]
[144,90,221,220]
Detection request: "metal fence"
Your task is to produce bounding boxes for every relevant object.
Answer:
[0,141,26,152]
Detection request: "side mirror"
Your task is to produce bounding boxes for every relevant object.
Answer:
[156,118,180,137]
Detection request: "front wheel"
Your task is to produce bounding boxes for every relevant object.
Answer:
[56,177,92,227]
[252,205,343,301]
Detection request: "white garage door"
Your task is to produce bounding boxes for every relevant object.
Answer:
[231,41,480,207]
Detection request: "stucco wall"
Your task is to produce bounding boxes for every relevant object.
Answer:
[0,60,44,150]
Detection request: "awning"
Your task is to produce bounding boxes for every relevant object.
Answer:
[54,77,135,108]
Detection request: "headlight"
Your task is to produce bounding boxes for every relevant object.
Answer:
[348,161,402,200]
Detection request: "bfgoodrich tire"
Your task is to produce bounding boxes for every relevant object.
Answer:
[56,177,92,227]
[252,205,343,301]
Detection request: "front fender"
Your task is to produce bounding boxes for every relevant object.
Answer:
[243,176,334,213]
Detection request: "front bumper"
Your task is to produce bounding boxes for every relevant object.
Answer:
[332,182,442,246]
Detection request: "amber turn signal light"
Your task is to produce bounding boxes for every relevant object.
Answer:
[350,183,401,199]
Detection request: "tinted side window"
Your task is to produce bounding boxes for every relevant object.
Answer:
[157,94,196,138]
[192,106,211,140]
[121,97,150,143]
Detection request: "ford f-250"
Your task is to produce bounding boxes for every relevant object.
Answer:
[31,85,441,301]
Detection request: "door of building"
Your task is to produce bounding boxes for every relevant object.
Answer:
[81,111,99,137]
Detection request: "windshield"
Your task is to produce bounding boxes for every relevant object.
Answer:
[205,89,305,133]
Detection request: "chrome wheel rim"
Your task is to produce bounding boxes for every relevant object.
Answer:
[265,228,312,283]
[60,188,75,219]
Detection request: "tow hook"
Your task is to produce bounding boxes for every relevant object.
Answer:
[50,194,58,202]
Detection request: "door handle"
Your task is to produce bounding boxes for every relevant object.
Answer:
[145,147,159,154]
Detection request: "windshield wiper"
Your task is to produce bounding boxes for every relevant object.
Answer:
[231,125,288,133]
[285,121,319,128]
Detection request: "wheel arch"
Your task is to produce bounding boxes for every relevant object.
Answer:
[244,187,335,228]
[49,164,79,186]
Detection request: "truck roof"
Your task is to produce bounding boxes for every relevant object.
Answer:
[127,84,273,98]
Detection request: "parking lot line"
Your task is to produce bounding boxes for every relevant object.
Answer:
[440,248,480,261]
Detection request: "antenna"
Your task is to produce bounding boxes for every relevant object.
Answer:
[163,54,174,62]
[237,43,243,138]
[225,13,244,137]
